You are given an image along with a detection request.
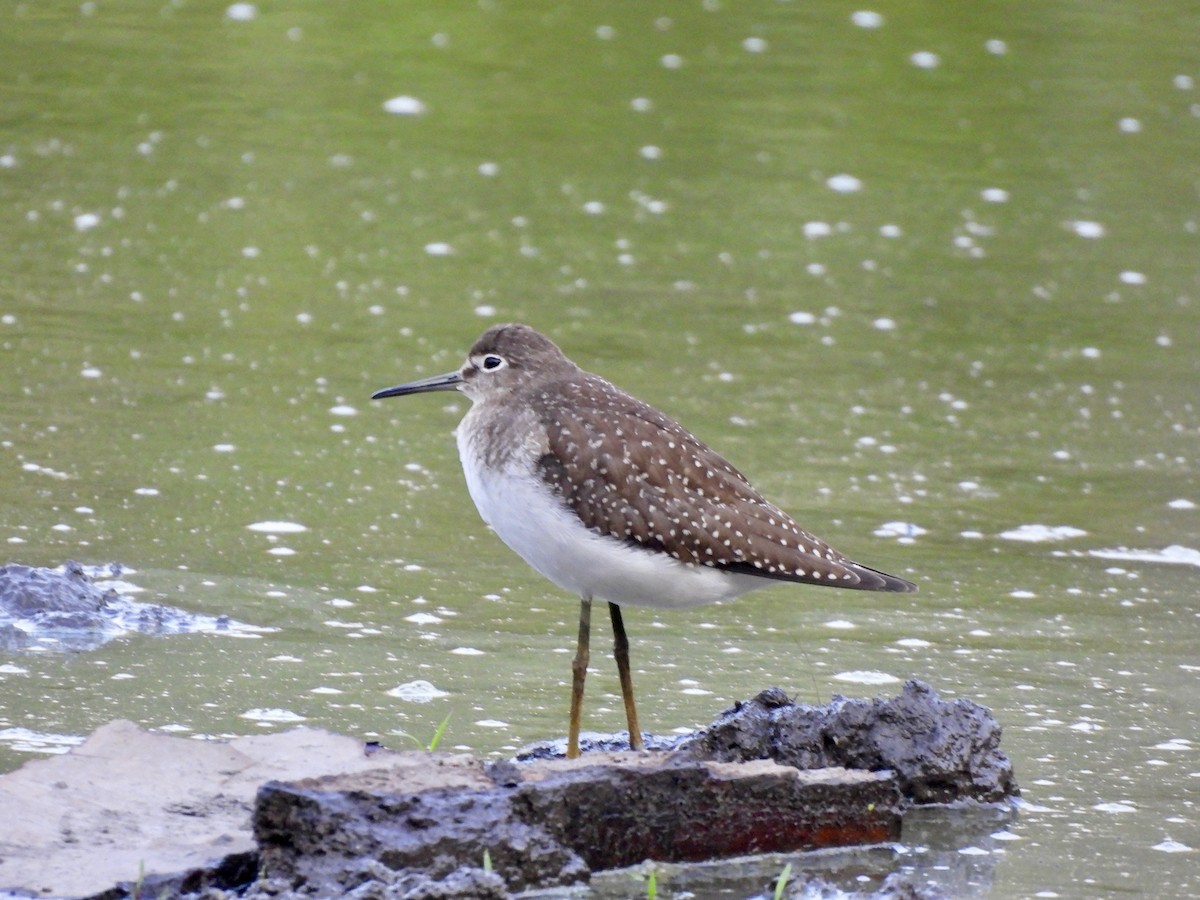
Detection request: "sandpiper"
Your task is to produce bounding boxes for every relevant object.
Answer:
[373,324,916,758]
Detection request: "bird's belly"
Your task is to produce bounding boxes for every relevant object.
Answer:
[460,460,762,610]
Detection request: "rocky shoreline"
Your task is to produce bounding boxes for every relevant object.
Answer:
[0,682,1016,900]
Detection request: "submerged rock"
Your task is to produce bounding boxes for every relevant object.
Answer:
[0,561,269,651]
[0,561,116,615]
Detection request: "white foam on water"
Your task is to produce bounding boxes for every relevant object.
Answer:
[0,727,85,754]
[240,708,305,723]
[999,524,1087,542]
[1152,839,1194,853]
[826,174,862,193]
[404,613,441,626]
[383,95,426,115]
[225,3,257,21]
[1088,545,1200,568]
[387,680,449,702]
[247,521,308,533]
[832,670,900,685]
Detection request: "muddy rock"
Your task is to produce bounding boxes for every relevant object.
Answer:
[253,754,900,896]
[252,763,589,894]
[678,680,1019,803]
[514,756,899,866]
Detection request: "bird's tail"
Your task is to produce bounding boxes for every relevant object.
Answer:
[847,563,918,592]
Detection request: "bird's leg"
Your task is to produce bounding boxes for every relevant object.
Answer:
[608,601,644,751]
[568,596,592,759]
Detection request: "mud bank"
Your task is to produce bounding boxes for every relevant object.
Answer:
[0,682,1016,899]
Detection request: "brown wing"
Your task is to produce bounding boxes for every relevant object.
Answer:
[533,373,916,593]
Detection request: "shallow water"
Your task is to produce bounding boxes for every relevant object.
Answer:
[1,2,1197,896]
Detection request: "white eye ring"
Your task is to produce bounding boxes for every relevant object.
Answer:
[479,354,506,371]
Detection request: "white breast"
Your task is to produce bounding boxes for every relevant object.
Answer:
[456,420,764,610]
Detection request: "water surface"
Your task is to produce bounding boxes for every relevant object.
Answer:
[1,2,1197,896]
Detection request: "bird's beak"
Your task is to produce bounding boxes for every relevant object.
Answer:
[371,370,463,400]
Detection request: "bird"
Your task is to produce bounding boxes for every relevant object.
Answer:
[372,323,916,758]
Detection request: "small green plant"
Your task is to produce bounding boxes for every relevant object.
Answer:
[644,862,658,899]
[426,711,452,751]
[394,711,453,751]
[773,861,793,900]
[483,848,493,873]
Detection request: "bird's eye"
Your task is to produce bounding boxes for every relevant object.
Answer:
[482,354,505,371]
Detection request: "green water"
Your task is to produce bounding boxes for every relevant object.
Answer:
[2,1,1198,896]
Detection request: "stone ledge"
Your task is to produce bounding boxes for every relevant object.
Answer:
[254,755,901,894]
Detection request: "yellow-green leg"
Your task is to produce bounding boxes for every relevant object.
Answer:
[567,596,592,759]
[609,602,644,751]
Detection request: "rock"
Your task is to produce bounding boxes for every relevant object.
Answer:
[0,561,266,651]
[0,561,115,616]
[254,754,900,895]
[678,680,1019,803]
[182,866,510,900]
[516,756,899,866]
[252,753,589,895]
